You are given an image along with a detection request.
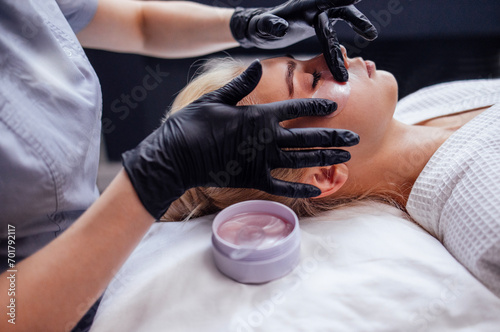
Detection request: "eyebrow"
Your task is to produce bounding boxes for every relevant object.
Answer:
[286,60,296,97]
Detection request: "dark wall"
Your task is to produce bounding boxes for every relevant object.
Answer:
[85,0,500,161]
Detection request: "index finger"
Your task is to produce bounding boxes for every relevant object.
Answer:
[315,11,348,82]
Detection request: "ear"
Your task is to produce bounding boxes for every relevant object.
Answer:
[302,164,349,199]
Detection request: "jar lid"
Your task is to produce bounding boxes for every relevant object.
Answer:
[212,200,300,284]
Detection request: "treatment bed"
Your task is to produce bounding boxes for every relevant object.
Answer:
[89,202,500,331]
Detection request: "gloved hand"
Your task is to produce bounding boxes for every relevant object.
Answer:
[315,7,377,81]
[122,61,360,219]
[230,0,377,82]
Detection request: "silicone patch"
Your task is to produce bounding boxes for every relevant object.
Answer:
[312,70,351,118]
[217,212,294,250]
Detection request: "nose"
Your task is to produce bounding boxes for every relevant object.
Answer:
[317,46,349,70]
[308,47,350,75]
[340,45,346,55]
[340,45,349,69]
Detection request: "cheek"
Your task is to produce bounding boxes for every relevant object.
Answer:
[312,80,351,117]
[317,73,398,144]
[282,72,397,143]
[345,71,397,122]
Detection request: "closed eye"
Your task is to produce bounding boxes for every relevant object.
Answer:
[312,71,321,89]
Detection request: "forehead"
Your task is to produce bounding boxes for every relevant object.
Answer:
[249,57,291,104]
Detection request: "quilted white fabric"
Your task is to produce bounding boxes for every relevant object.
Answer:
[396,79,500,296]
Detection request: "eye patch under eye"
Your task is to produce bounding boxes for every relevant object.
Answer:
[312,70,351,118]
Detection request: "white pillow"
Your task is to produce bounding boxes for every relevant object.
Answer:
[90,202,500,332]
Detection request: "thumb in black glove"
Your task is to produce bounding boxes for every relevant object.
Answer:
[122,60,360,219]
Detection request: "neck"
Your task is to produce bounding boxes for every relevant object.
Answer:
[343,120,453,207]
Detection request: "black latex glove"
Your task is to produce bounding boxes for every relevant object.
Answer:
[230,0,378,82]
[314,7,377,81]
[122,61,360,219]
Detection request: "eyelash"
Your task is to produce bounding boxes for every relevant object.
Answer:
[312,71,321,89]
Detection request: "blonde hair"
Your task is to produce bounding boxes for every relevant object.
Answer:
[162,57,398,221]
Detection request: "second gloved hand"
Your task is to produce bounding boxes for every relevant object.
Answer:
[314,6,377,82]
[122,61,359,220]
[230,0,377,82]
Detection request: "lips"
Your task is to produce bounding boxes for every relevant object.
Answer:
[365,60,375,78]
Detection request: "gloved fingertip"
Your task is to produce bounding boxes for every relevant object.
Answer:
[290,184,322,198]
[332,64,349,82]
[364,27,378,40]
[321,149,351,165]
[247,59,262,72]
[202,59,262,104]
[269,18,288,37]
[305,185,322,198]
[244,59,263,83]
[270,179,322,198]
[328,101,338,114]
[322,41,348,83]
[259,14,288,37]
[337,150,352,163]
[311,98,337,116]
[343,131,360,146]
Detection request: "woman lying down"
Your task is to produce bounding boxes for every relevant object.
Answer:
[163,46,500,297]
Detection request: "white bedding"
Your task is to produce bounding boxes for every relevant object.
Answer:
[90,202,500,332]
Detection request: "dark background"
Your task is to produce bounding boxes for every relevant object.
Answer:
[85,0,500,161]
